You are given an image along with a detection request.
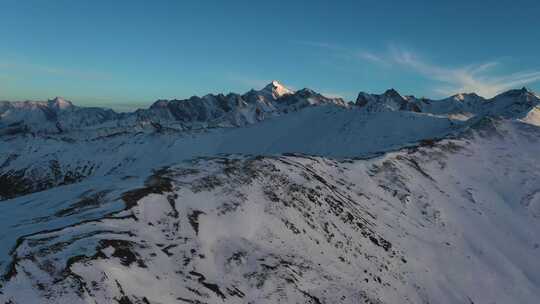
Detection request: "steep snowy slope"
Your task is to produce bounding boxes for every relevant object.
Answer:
[0,105,462,201]
[411,93,486,117]
[1,119,539,304]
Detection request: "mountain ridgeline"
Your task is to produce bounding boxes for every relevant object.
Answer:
[1,81,538,135]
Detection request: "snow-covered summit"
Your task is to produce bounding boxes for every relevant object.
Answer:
[260,80,293,99]
[47,97,74,110]
[138,82,345,129]
[356,89,420,112]
[452,92,482,102]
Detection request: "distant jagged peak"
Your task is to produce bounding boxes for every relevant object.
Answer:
[403,95,418,101]
[450,92,484,102]
[356,88,404,100]
[355,88,410,111]
[260,80,293,99]
[492,87,535,99]
[150,99,171,108]
[3,97,74,110]
[47,97,73,110]
[355,91,376,107]
[294,87,318,97]
[520,86,533,93]
[382,88,403,99]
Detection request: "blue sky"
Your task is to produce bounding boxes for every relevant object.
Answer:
[1,0,540,109]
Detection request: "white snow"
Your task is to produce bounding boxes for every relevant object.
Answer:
[0,86,539,303]
[261,80,293,99]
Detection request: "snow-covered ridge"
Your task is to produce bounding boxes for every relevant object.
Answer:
[0,81,348,134]
[356,87,540,119]
[261,80,293,98]
[1,120,539,303]
[2,84,538,135]
[0,105,463,201]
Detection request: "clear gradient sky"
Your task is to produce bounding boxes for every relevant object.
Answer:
[1,0,540,110]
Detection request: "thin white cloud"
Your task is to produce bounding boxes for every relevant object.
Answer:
[300,41,540,97]
[355,51,389,66]
[296,41,389,66]
[389,47,540,97]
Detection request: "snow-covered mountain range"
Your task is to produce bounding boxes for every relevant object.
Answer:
[0,81,348,135]
[1,81,539,303]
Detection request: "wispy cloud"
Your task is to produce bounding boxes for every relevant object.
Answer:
[389,47,540,97]
[300,41,540,97]
[354,51,389,66]
[296,40,385,65]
